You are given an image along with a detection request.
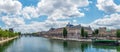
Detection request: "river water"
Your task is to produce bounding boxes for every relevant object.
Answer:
[0,36,120,52]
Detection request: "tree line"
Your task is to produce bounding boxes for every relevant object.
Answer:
[0,28,19,37]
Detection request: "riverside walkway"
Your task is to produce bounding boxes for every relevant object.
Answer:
[49,37,92,42]
[0,36,18,44]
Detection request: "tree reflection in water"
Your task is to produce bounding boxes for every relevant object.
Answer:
[62,41,89,52]
[0,38,17,52]
[80,43,88,52]
[0,37,119,52]
[63,41,68,48]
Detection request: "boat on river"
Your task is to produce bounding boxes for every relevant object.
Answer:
[92,39,119,46]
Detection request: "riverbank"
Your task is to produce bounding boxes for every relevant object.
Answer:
[46,37,120,45]
[47,37,92,42]
[0,36,18,44]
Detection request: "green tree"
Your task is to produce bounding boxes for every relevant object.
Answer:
[84,31,88,38]
[0,29,3,37]
[93,29,99,37]
[95,29,99,34]
[81,27,84,37]
[63,28,67,38]
[0,28,18,37]
[81,43,88,52]
[18,32,21,35]
[116,30,120,37]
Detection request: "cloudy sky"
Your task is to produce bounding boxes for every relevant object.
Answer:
[0,0,120,33]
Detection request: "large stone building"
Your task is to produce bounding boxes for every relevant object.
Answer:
[98,27,116,37]
[37,24,118,39]
[66,23,92,38]
[38,23,93,39]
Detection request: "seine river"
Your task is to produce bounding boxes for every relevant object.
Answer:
[0,36,120,52]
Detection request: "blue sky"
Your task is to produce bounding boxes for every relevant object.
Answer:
[21,0,103,24]
[19,0,40,7]
[19,0,102,24]
[0,0,120,33]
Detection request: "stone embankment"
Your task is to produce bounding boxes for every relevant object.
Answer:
[0,36,18,44]
[48,37,92,42]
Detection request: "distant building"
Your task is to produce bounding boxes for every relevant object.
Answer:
[49,28,55,31]
[43,23,93,38]
[72,24,81,28]
[84,26,92,35]
[9,28,14,32]
[98,27,116,37]
[66,23,74,27]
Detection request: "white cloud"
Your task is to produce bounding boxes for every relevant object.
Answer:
[2,16,25,27]
[91,13,120,29]
[21,0,89,20]
[96,0,120,13]
[22,6,39,19]
[72,19,79,25]
[84,8,89,11]
[15,20,69,33]
[0,0,90,33]
[73,20,77,23]
[0,0,22,15]
[37,0,89,20]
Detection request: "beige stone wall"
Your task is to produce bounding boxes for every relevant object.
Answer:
[98,28,116,37]
[43,26,93,38]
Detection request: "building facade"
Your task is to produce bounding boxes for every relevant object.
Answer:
[39,23,93,39]
[98,27,116,37]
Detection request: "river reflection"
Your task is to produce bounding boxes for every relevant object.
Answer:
[0,36,120,52]
[0,38,18,52]
[49,39,91,52]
